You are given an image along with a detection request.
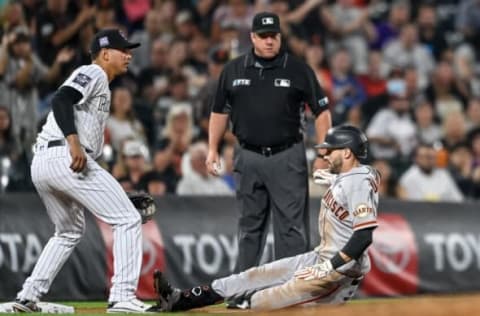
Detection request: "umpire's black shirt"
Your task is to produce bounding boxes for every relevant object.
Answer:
[212,49,329,147]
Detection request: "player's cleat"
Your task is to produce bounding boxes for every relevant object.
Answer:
[12,299,40,313]
[226,298,250,309]
[106,298,152,313]
[151,270,223,311]
[151,270,181,311]
[225,291,254,309]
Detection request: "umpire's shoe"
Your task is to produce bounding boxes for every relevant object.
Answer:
[12,299,40,313]
[107,298,152,313]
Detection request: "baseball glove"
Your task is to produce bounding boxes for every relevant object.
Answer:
[127,191,156,224]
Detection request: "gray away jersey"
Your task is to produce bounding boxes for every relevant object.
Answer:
[37,64,110,159]
[315,165,380,276]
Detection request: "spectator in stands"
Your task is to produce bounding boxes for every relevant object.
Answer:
[193,45,235,143]
[425,61,467,121]
[153,104,195,193]
[465,98,480,132]
[106,87,147,154]
[416,2,448,61]
[138,170,168,196]
[112,139,151,190]
[397,143,463,202]
[366,81,417,161]
[1,1,27,34]
[448,142,480,199]
[372,158,397,198]
[122,0,150,32]
[0,105,21,162]
[211,0,255,54]
[165,38,189,75]
[266,0,323,57]
[321,0,373,74]
[467,127,480,171]
[129,10,163,75]
[305,43,333,103]
[370,0,411,50]
[216,20,242,60]
[189,0,217,36]
[383,23,435,90]
[35,0,94,65]
[455,0,480,41]
[68,18,96,75]
[94,0,122,31]
[177,141,233,196]
[413,97,442,145]
[151,0,178,43]
[454,42,480,98]
[357,50,388,123]
[403,66,422,102]
[185,32,210,90]
[0,28,73,149]
[329,47,366,125]
[358,50,388,99]
[441,111,468,152]
[175,10,199,41]
[156,73,192,128]
[137,38,170,105]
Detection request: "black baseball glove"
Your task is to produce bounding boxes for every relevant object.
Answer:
[127,191,156,224]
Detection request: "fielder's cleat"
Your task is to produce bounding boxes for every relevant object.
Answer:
[106,298,152,313]
[12,299,40,313]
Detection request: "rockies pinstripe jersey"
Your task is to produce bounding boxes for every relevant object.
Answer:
[37,64,110,159]
[315,165,380,276]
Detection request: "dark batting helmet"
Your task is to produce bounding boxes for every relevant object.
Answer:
[315,125,368,159]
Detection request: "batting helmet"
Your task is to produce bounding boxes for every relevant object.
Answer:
[315,125,368,159]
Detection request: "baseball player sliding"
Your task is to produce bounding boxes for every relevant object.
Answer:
[152,125,379,311]
[12,29,152,313]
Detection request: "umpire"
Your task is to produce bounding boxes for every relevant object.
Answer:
[206,12,332,272]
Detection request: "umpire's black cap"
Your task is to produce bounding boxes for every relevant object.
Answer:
[251,12,281,34]
[90,29,140,55]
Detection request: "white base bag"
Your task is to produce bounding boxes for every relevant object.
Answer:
[0,302,74,313]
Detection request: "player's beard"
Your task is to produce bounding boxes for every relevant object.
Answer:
[328,157,343,174]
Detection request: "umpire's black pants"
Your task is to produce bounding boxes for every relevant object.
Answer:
[233,141,310,272]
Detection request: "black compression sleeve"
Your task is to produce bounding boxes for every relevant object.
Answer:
[51,86,83,137]
[340,227,375,261]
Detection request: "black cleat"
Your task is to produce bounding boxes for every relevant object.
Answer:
[152,270,181,312]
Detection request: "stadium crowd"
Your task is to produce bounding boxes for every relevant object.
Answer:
[1,0,480,201]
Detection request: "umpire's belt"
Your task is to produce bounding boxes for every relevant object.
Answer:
[239,140,299,157]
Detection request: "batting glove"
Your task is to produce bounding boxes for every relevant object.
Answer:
[312,169,336,186]
[294,260,334,281]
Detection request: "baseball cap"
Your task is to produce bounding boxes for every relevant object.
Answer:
[251,12,281,34]
[123,140,149,159]
[90,29,140,55]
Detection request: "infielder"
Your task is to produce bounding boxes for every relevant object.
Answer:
[12,29,151,313]
[152,125,379,311]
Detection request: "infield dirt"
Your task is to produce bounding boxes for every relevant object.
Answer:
[76,293,480,315]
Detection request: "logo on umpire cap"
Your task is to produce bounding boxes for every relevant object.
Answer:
[99,36,109,47]
[262,17,274,25]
